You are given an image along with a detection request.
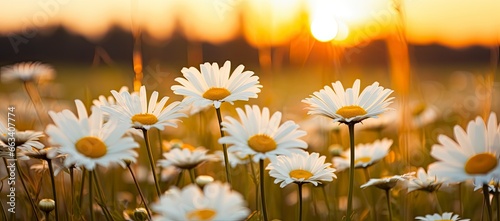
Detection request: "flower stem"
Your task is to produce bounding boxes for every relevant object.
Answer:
[259,159,268,221]
[346,123,356,221]
[127,164,152,220]
[484,184,493,221]
[433,191,443,214]
[142,129,162,198]
[79,169,87,209]
[298,183,303,221]
[47,159,60,221]
[363,168,376,221]
[23,81,50,126]
[14,155,40,221]
[89,170,95,221]
[385,189,392,221]
[188,169,196,184]
[249,162,259,211]
[321,185,332,220]
[495,188,500,221]
[215,107,232,186]
[92,170,114,220]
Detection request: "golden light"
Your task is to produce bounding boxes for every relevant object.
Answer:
[333,21,349,41]
[310,15,338,42]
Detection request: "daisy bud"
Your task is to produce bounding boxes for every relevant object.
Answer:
[134,208,149,221]
[196,175,214,188]
[38,198,55,213]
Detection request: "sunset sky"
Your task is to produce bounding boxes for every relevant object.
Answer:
[0,0,498,48]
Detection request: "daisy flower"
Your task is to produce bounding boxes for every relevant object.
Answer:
[0,123,45,159]
[101,85,186,131]
[302,79,394,124]
[151,182,250,221]
[415,212,470,221]
[157,146,218,170]
[45,100,139,170]
[428,113,500,185]
[332,138,392,171]
[171,60,262,109]
[1,61,55,82]
[407,167,443,193]
[266,151,336,188]
[361,173,415,190]
[219,105,307,162]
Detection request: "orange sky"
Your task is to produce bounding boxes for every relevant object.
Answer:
[0,0,498,48]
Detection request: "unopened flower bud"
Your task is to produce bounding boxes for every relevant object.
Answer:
[39,198,55,213]
[195,175,214,188]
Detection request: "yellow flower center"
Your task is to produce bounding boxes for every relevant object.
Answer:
[202,88,231,101]
[247,134,277,153]
[289,169,313,180]
[336,105,367,119]
[186,209,216,221]
[465,153,498,175]
[75,137,107,158]
[354,156,372,165]
[131,114,158,125]
[181,143,196,152]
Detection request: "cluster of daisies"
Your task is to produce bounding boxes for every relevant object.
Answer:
[0,60,489,221]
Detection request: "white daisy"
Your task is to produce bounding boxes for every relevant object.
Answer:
[157,146,218,170]
[45,99,139,170]
[171,60,262,109]
[428,113,500,185]
[1,61,55,82]
[266,151,336,188]
[92,86,131,120]
[332,138,392,171]
[361,173,414,190]
[0,124,45,159]
[219,105,307,162]
[415,212,470,221]
[151,182,250,221]
[407,167,443,193]
[100,85,186,131]
[215,150,250,168]
[302,79,394,124]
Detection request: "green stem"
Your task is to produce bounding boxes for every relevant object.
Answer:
[23,80,49,126]
[433,191,443,214]
[249,162,259,211]
[188,169,196,184]
[142,129,162,198]
[176,170,184,187]
[47,160,60,221]
[70,167,75,221]
[157,129,164,157]
[385,189,392,221]
[298,183,303,221]
[215,107,232,186]
[346,123,356,221]
[79,169,86,209]
[496,188,499,221]
[259,159,268,221]
[321,185,331,220]
[484,184,493,221]
[92,170,113,221]
[89,171,95,221]
[14,155,40,221]
[458,182,463,216]
[127,164,152,220]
